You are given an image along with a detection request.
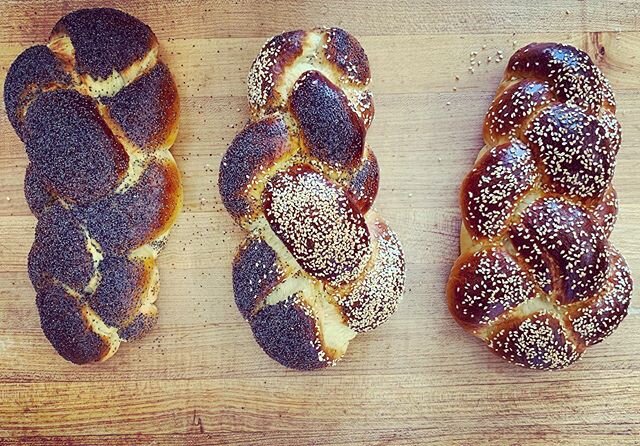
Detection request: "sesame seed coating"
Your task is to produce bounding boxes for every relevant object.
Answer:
[526,104,619,200]
[511,197,609,304]
[506,43,611,113]
[263,165,371,286]
[449,42,632,370]
[569,245,632,346]
[484,80,553,146]
[247,30,305,114]
[336,217,405,332]
[462,141,536,240]
[5,8,181,364]
[488,312,582,370]
[449,248,537,330]
[591,185,618,237]
[222,28,404,369]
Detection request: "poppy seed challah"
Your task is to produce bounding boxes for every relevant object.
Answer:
[4,8,182,364]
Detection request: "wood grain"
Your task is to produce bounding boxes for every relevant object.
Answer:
[0,1,639,444]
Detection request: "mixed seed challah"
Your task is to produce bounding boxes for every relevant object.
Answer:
[219,28,406,370]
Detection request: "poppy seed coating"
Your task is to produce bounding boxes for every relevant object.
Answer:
[52,8,156,80]
[36,283,109,365]
[290,71,365,169]
[3,45,71,139]
[250,296,328,370]
[4,8,181,364]
[25,89,129,204]
[103,62,179,150]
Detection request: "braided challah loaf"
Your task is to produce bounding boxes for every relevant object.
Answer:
[447,43,633,370]
[4,8,182,364]
[219,28,405,370]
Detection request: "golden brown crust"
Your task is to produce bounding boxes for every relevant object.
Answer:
[4,8,181,364]
[448,42,632,370]
[221,28,405,370]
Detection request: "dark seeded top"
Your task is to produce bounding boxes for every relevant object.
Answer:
[3,45,70,139]
[28,204,93,292]
[118,312,157,341]
[484,79,554,145]
[36,283,106,364]
[510,197,608,304]
[86,255,145,327]
[250,296,325,370]
[290,71,365,169]
[103,62,178,149]
[449,248,536,329]
[218,116,290,220]
[24,89,128,204]
[77,160,179,254]
[570,246,632,346]
[346,148,379,214]
[52,8,156,79]
[24,163,55,218]
[233,237,284,319]
[324,28,370,85]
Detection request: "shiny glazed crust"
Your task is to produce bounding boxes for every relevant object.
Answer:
[4,8,182,364]
[220,28,405,370]
[448,43,633,370]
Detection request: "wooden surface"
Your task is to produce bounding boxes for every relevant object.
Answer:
[0,0,639,444]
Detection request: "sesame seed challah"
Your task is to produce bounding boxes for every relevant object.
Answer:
[4,8,182,364]
[219,28,406,370]
[447,43,633,370]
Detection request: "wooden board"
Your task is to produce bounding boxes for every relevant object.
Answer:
[0,0,639,444]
